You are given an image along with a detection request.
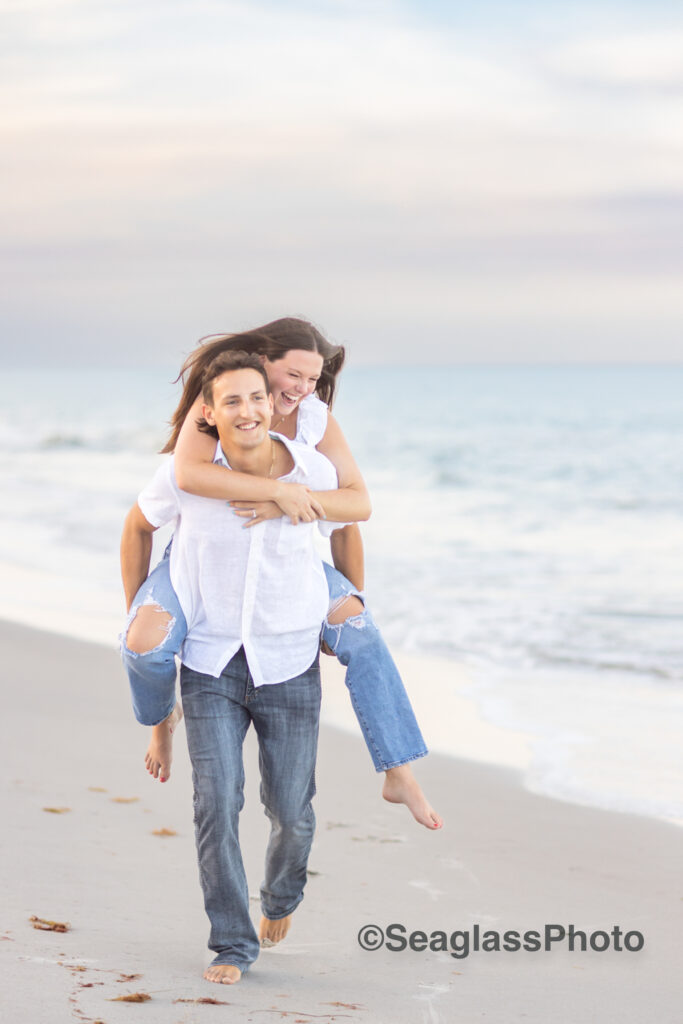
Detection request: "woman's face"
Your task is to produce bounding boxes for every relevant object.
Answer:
[263,349,324,419]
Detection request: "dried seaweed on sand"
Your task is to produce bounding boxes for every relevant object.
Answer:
[30,916,70,932]
[173,997,231,1005]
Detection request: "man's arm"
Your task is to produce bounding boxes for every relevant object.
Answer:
[120,503,158,612]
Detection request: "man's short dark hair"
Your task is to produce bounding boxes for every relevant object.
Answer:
[201,350,271,406]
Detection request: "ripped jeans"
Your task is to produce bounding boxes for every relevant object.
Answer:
[121,555,427,771]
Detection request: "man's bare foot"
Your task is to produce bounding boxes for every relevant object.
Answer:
[144,703,183,783]
[382,765,443,830]
[259,913,292,948]
[204,964,241,984]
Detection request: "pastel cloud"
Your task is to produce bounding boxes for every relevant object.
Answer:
[2,1,682,363]
[550,31,683,88]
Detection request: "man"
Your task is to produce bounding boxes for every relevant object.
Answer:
[120,350,340,984]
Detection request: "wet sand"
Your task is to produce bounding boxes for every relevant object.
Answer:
[1,620,680,1023]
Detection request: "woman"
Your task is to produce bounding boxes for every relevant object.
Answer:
[121,318,442,830]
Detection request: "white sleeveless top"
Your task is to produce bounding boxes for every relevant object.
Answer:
[294,393,328,447]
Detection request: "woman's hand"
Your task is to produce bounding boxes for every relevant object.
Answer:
[230,490,325,526]
[230,500,284,527]
[230,487,326,525]
[270,481,326,524]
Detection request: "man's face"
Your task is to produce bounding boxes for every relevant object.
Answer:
[203,368,274,450]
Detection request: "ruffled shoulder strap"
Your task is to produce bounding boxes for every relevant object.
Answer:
[295,394,329,447]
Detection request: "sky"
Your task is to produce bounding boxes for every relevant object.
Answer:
[3,0,683,366]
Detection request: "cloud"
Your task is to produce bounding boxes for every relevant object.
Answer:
[2,1,683,363]
[3,1,538,124]
[549,31,683,88]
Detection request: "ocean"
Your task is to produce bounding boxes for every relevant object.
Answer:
[1,364,681,823]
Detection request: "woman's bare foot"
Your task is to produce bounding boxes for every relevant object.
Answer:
[204,964,241,984]
[259,913,292,948]
[144,703,183,783]
[382,765,443,830]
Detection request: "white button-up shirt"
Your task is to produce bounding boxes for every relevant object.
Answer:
[137,435,339,686]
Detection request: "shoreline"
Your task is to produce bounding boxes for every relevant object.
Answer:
[0,570,680,829]
[2,618,681,1022]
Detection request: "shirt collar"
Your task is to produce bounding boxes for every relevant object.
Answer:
[212,434,309,477]
[213,440,228,466]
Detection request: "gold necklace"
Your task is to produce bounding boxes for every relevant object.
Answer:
[267,438,276,478]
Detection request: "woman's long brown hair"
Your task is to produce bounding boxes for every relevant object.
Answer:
[161,317,345,453]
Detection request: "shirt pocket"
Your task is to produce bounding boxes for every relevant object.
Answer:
[276,519,313,556]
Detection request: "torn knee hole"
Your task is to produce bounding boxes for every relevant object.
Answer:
[126,603,174,654]
[326,595,365,626]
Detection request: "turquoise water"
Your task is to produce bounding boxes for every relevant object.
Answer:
[2,364,682,681]
[338,365,683,681]
[1,363,681,822]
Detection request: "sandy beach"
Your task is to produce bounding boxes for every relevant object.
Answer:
[1,618,681,1023]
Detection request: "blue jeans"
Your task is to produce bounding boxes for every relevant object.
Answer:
[121,553,427,770]
[181,647,321,972]
[120,553,188,726]
[320,562,427,770]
